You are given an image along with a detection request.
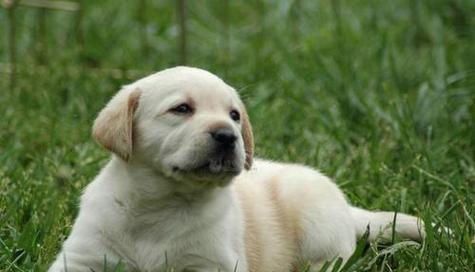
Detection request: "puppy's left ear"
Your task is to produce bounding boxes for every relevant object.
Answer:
[240,104,254,170]
[92,88,141,161]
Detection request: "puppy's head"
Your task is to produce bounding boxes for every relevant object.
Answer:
[93,67,253,187]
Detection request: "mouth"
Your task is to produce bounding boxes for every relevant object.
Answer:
[172,158,241,176]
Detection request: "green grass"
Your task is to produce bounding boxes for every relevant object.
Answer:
[1,0,474,271]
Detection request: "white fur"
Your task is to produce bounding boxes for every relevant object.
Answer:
[49,67,424,272]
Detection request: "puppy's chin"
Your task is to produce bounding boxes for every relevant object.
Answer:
[164,158,243,189]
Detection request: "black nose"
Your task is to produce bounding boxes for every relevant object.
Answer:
[210,128,237,148]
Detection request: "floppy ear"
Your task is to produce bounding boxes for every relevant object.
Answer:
[240,104,254,170]
[92,88,141,161]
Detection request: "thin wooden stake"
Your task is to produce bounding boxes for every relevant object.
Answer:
[6,0,18,89]
[176,0,187,65]
[35,8,47,64]
[221,0,230,77]
[138,0,149,60]
[74,0,84,57]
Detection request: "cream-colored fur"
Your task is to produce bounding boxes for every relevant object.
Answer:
[49,67,424,272]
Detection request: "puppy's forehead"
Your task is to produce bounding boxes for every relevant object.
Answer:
[132,67,239,107]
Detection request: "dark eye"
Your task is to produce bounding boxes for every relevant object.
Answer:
[170,103,193,115]
[230,110,240,122]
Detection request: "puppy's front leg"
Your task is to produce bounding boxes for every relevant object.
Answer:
[178,254,240,272]
[183,266,225,272]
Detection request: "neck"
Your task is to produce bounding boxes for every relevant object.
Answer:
[108,156,231,207]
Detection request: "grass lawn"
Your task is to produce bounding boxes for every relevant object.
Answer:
[1,0,474,271]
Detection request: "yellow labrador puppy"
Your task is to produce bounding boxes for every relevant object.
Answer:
[49,67,424,272]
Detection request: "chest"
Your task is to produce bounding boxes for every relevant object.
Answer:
[107,199,246,271]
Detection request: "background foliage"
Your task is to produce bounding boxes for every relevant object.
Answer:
[0,0,474,271]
